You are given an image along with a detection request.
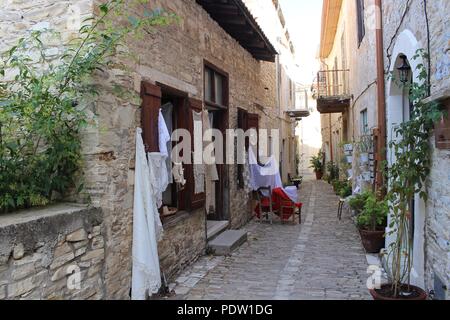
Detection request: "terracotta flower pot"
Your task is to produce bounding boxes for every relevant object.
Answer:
[370,284,428,300]
[359,228,385,254]
[315,171,323,180]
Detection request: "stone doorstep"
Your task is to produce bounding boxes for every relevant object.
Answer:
[206,220,229,241]
[208,230,248,256]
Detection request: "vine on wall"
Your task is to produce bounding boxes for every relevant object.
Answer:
[0,0,177,212]
[384,49,443,296]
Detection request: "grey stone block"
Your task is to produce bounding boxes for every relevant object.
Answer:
[208,230,247,256]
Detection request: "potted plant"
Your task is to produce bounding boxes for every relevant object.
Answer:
[325,162,339,184]
[356,192,387,254]
[348,191,371,214]
[309,152,324,180]
[370,50,439,300]
[339,182,352,198]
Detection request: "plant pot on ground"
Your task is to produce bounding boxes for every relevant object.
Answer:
[371,50,437,300]
[369,284,428,300]
[356,192,387,254]
[309,152,325,181]
[315,171,323,180]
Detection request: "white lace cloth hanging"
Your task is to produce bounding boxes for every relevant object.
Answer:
[148,152,169,212]
[131,128,163,300]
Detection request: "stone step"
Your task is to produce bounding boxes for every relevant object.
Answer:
[208,230,247,256]
[207,220,229,241]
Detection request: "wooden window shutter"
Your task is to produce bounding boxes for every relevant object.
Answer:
[356,0,365,45]
[247,113,259,131]
[248,112,260,163]
[237,108,248,188]
[435,101,450,149]
[141,82,161,153]
[186,98,206,211]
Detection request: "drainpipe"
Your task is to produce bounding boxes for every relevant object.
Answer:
[329,114,333,162]
[375,0,386,191]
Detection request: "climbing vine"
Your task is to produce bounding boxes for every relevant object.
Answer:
[0,0,177,212]
[384,49,444,297]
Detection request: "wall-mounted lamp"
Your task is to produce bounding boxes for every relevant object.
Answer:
[397,54,411,84]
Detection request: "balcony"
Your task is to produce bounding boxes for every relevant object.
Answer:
[316,70,352,114]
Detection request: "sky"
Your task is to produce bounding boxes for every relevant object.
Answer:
[278,0,323,85]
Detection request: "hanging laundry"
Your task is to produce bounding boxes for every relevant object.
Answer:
[148,152,169,210]
[158,109,171,158]
[132,128,163,300]
[193,111,205,194]
[173,162,186,186]
[203,110,219,181]
[161,103,174,183]
[243,151,252,194]
[248,145,283,193]
[204,112,216,212]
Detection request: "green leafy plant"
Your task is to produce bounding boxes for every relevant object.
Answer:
[348,191,371,213]
[339,182,352,198]
[309,151,324,173]
[326,161,339,183]
[356,192,388,231]
[384,49,443,297]
[0,0,177,212]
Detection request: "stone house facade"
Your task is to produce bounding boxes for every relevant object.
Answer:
[0,0,298,299]
[318,0,449,299]
[318,0,378,183]
[382,0,449,299]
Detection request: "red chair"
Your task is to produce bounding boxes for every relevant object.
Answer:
[256,186,273,224]
[273,188,303,225]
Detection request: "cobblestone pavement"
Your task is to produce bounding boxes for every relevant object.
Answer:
[171,180,372,300]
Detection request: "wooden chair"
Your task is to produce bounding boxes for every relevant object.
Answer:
[279,199,297,225]
[256,186,273,224]
[337,198,345,221]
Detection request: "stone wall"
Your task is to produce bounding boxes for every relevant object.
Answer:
[158,212,206,281]
[382,0,450,298]
[0,0,295,299]
[0,205,105,300]
[320,0,379,167]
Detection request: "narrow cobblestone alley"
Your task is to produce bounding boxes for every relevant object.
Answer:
[172,180,372,300]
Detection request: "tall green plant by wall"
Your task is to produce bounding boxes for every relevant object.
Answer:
[384,49,443,297]
[0,0,177,212]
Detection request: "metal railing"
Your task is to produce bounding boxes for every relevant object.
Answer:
[317,69,350,98]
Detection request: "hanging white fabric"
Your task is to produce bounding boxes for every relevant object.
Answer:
[248,145,283,193]
[161,103,174,183]
[132,128,163,300]
[203,110,219,181]
[148,152,169,216]
[193,111,205,194]
[158,109,171,158]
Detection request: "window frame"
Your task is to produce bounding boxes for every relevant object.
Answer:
[356,0,366,47]
[141,81,205,220]
[204,61,229,110]
[360,108,369,135]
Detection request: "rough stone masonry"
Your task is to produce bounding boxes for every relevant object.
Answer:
[0,205,105,300]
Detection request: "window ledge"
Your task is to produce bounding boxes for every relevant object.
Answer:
[161,211,191,228]
[423,88,450,104]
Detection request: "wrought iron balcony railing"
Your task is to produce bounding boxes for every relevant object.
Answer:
[317,69,350,98]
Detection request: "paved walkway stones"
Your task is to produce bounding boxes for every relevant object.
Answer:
[170,180,372,300]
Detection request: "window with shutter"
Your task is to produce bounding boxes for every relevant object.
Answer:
[435,101,450,150]
[140,81,206,214]
[186,98,206,211]
[141,82,161,153]
[356,0,365,46]
[237,109,259,188]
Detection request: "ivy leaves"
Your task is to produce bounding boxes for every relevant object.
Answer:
[385,49,443,288]
[0,1,176,212]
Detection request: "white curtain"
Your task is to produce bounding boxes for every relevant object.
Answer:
[132,128,163,300]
